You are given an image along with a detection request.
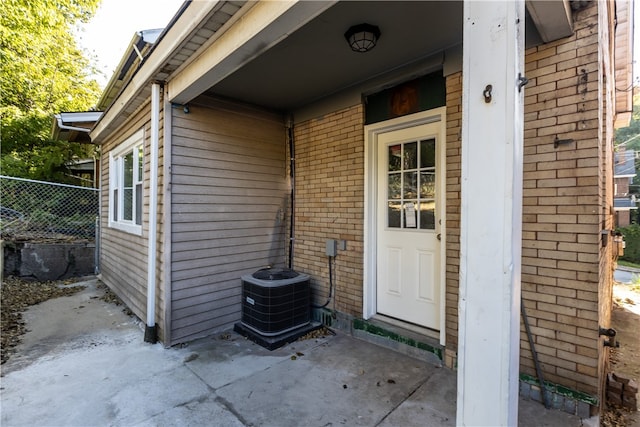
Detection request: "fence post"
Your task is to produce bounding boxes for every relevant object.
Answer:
[0,239,4,282]
[94,216,100,275]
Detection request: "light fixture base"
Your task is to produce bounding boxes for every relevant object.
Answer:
[344,23,381,53]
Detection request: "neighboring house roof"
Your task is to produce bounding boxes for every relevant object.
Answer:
[614,150,637,177]
[51,29,162,142]
[51,111,103,143]
[66,158,95,172]
[614,197,638,210]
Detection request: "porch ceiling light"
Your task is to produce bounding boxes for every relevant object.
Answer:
[344,23,381,53]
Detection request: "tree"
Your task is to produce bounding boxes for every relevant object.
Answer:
[0,0,102,183]
[615,90,640,150]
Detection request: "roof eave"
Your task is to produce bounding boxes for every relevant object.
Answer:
[90,1,228,143]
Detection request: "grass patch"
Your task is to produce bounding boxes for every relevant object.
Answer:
[617,260,640,269]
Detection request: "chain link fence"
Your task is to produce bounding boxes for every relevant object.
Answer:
[0,175,99,242]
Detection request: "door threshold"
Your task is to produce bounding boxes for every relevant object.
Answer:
[353,316,444,365]
[372,314,440,341]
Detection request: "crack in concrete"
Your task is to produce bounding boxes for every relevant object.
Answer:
[373,369,436,426]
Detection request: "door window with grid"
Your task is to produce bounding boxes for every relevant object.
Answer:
[386,139,436,230]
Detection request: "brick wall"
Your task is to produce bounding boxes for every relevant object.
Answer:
[445,72,462,355]
[616,210,631,227]
[292,0,612,406]
[598,0,616,409]
[519,2,604,397]
[615,177,630,196]
[293,105,365,317]
[442,2,611,401]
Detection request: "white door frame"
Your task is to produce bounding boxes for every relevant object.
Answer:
[363,107,447,346]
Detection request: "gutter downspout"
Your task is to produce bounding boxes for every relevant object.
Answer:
[144,82,161,343]
[287,116,295,269]
[162,86,173,346]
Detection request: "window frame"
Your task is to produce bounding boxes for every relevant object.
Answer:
[108,129,144,235]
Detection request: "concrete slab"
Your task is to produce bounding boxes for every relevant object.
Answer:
[214,333,437,427]
[518,398,583,427]
[132,395,244,427]
[378,368,456,427]
[0,277,591,426]
[2,278,134,373]
[183,329,332,390]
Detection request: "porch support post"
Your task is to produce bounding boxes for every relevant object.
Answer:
[457,1,525,425]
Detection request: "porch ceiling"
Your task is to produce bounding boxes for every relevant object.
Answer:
[205,1,464,111]
[91,0,567,141]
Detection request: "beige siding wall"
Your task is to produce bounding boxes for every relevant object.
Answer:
[99,99,166,342]
[292,105,365,318]
[169,99,287,344]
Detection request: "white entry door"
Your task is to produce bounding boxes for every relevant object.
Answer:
[376,120,442,329]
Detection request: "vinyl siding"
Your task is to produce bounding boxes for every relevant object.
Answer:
[169,98,287,344]
[99,99,167,342]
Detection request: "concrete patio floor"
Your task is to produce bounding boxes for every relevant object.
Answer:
[1,278,590,426]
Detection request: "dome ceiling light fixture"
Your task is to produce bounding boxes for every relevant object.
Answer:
[344,23,381,53]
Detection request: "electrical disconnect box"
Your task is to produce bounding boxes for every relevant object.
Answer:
[326,239,337,257]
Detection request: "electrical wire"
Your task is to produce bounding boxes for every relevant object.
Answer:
[311,256,334,309]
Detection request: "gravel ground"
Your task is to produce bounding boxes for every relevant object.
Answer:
[603,284,640,427]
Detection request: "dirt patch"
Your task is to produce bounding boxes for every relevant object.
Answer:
[603,283,640,427]
[1,276,85,364]
[96,282,134,316]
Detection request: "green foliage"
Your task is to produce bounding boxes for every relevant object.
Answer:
[617,224,640,264]
[616,259,640,269]
[615,91,640,149]
[0,0,102,183]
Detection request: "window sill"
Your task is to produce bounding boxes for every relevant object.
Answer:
[108,221,142,236]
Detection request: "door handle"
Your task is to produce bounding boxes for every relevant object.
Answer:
[437,233,441,241]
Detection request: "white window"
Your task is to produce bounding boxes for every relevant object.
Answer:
[109,130,144,234]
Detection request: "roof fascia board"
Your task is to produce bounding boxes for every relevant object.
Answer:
[90,1,223,142]
[525,0,573,43]
[168,0,337,105]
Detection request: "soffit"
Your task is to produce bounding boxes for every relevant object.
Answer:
[614,0,634,129]
[206,1,464,111]
[91,1,248,142]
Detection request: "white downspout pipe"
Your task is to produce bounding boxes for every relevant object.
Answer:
[162,86,173,346]
[144,82,161,343]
